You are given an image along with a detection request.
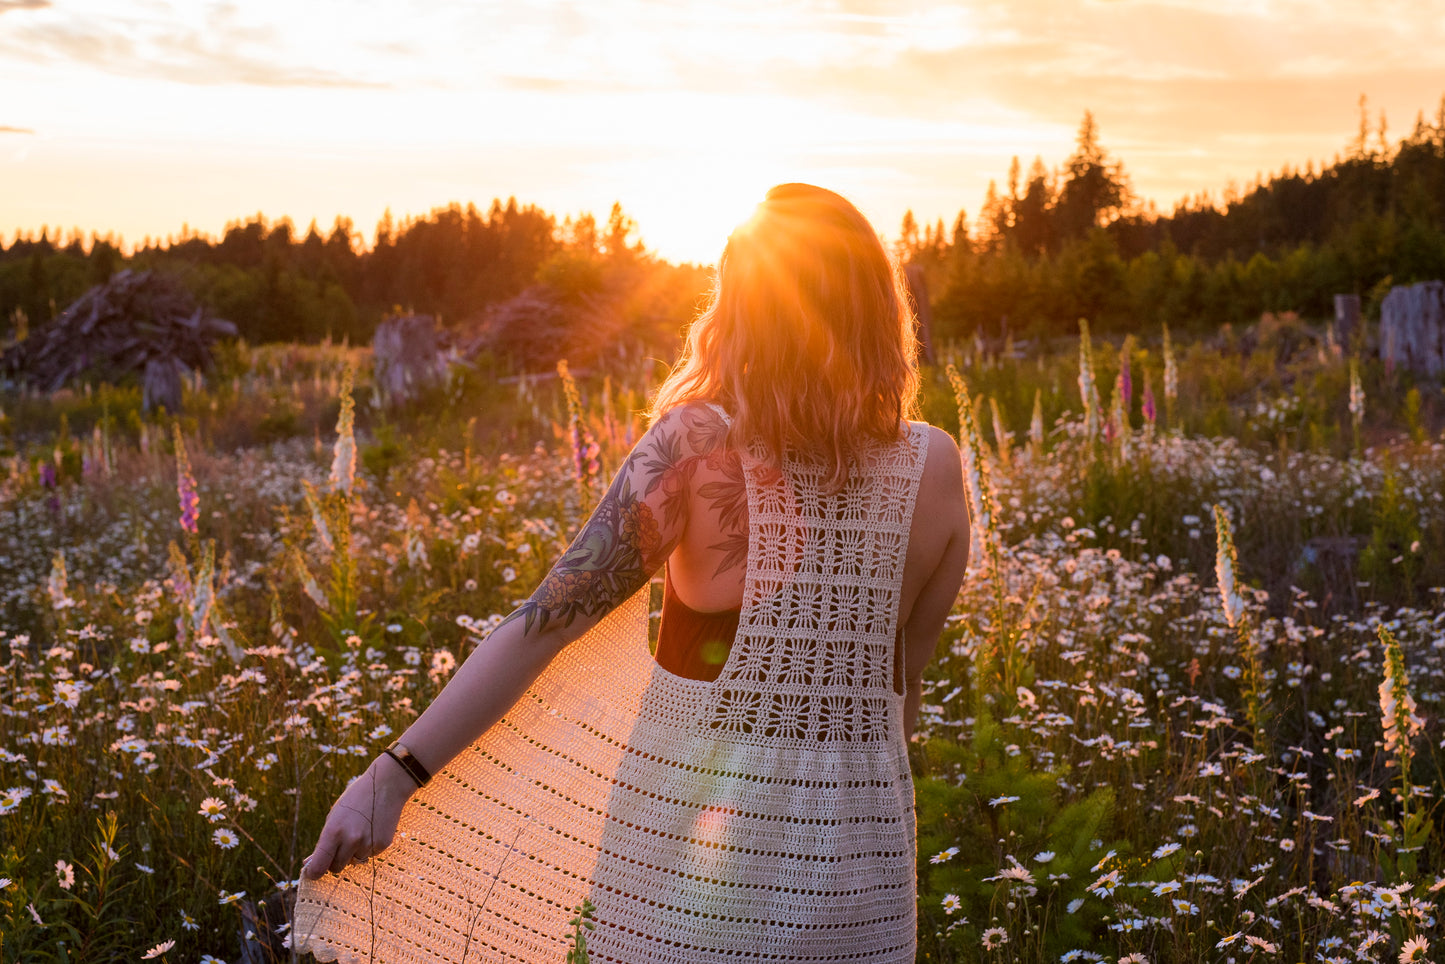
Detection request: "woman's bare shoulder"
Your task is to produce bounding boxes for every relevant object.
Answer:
[912,423,965,514]
[907,422,963,467]
[650,400,731,454]
[910,421,959,450]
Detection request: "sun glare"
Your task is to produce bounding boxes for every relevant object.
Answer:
[617,153,790,265]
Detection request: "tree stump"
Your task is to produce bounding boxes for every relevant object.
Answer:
[142,356,183,415]
[1379,281,1445,376]
[371,314,453,407]
[1333,293,1360,348]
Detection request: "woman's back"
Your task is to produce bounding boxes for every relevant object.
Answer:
[294,404,966,963]
[662,403,968,730]
[584,406,943,962]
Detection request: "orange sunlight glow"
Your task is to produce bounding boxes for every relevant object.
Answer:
[621,155,785,265]
[4,1,1445,264]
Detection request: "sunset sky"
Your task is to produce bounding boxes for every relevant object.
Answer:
[3,0,1445,264]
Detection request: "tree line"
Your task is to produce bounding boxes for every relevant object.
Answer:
[3,93,1445,355]
[0,199,702,355]
[906,96,1445,341]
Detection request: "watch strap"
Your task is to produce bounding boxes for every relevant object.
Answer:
[383,740,432,788]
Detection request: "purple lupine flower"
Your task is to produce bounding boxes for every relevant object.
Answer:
[39,462,57,488]
[178,474,199,534]
[585,436,601,482]
[573,427,601,484]
[174,425,200,534]
[1143,382,1157,425]
[558,359,598,489]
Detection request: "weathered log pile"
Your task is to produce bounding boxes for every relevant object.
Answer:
[466,287,625,373]
[0,269,236,411]
[372,290,619,407]
[1379,280,1445,376]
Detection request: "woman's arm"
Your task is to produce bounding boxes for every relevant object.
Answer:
[902,427,969,741]
[303,403,726,878]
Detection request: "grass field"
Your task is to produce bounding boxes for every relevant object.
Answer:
[0,326,1440,963]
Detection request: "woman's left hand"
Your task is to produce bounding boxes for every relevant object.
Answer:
[302,754,417,879]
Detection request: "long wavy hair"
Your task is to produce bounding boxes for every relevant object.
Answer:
[651,183,920,489]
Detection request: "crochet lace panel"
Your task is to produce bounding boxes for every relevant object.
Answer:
[293,419,931,964]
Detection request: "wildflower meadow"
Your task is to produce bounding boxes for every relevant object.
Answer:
[0,328,1441,964]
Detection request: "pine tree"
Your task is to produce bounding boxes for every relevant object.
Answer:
[1013,156,1056,256]
[977,181,1006,252]
[896,209,920,263]
[1054,111,1133,241]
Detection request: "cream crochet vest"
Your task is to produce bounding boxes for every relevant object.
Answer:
[295,414,931,964]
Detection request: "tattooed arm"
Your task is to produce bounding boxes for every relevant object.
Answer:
[304,402,732,877]
[499,399,747,641]
[502,460,676,638]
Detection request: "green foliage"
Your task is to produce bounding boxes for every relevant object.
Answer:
[360,421,406,483]
[1404,387,1426,443]
[0,812,136,962]
[255,392,302,443]
[564,898,597,964]
[914,718,1118,962]
[1358,468,1425,603]
[536,249,607,303]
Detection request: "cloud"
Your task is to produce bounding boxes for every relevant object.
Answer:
[0,125,36,134]
[0,0,50,13]
[364,39,417,59]
[685,0,1445,208]
[0,6,386,89]
[500,75,577,94]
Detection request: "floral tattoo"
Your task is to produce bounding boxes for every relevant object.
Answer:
[505,405,748,637]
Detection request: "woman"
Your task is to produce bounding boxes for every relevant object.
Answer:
[295,184,969,963]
